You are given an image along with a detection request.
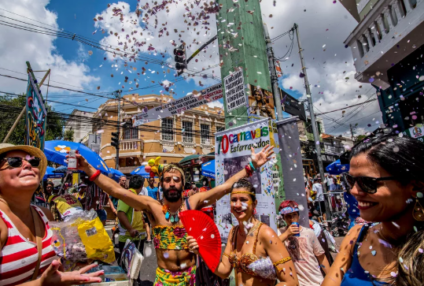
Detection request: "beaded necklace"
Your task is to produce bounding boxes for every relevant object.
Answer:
[162,200,184,223]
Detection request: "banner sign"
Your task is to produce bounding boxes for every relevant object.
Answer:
[280,89,306,121]
[224,70,247,112]
[215,118,277,241]
[276,117,309,227]
[132,83,223,127]
[404,123,424,142]
[25,72,47,151]
[247,84,276,120]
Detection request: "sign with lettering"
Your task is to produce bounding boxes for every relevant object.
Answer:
[224,70,247,112]
[132,83,223,127]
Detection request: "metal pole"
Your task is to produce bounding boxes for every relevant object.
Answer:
[116,90,121,170]
[294,23,331,221]
[264,23,284,121]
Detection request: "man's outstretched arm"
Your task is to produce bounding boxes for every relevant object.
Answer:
[75,155,159,213]
[189,145,274,210]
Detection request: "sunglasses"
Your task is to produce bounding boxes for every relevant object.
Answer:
[1,157,41,169]
[342,173,397,194]
[163,176,182,183]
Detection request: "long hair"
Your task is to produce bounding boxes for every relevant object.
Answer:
[351,134,424,285]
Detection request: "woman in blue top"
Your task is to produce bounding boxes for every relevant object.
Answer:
[322,133,424,286]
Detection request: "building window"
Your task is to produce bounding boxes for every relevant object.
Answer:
[398,0,407,17]
[382,13,390,33]
[123,128,138,140]
[201,124,210,144]
[368,28,376,46]
[374,21,383,41]
[409,0,417,9]
[162,118,174,141]
[357,39,365,58]
[182,121,193,143]
[389,5,398,26]
[216,126,225,133]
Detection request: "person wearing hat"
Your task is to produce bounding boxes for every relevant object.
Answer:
[278,200,330,286]
[0,143,103,285]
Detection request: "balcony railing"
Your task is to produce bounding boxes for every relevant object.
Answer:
[345,0,424,87]
[120,139,143,151]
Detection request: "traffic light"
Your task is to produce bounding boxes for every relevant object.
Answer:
[174,45,187,76]
[111,132,119,149]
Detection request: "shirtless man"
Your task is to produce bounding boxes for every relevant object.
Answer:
[73,145,274,286]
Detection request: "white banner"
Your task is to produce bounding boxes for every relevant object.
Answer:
[214,118,277,241]
[132,83,223,127]
[224,70,247,112]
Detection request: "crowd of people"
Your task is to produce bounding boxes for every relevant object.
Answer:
[0,132,424,286]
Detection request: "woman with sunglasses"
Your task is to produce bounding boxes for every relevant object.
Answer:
[0,144,103,286]
[322,135,424,286]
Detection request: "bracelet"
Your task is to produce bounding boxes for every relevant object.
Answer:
[89,170,101,181]
[245,164,253,177]
[273,257,292,267]
[249,161,256,171]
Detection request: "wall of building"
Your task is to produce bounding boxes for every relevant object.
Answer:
[64,110,94,143]
[93,94,224,174]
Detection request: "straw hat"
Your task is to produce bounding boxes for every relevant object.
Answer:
[0,143,47,180]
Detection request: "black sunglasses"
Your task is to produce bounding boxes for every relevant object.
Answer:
[1,157,41,168]
[342,173,397,194]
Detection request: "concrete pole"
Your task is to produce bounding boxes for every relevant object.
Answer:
[294,23,332,221]
[264,23,284,121]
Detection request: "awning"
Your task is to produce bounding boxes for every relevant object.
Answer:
[109,168,125,182]
[325,159,349,175]
[201,160,215,179]
[131,166,156,178]
[43,166,64,180]
[179,153,214,167]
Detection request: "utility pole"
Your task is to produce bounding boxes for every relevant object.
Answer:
[349,123,357,141]
[294,23,331,221]
[115,90,121,170]
[264,23,284,121]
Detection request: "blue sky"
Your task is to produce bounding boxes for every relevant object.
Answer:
[0,0,383,136]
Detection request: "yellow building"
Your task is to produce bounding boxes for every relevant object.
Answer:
[92,93,225,174]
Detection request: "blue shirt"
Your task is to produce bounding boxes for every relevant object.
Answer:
[146,186,159,200]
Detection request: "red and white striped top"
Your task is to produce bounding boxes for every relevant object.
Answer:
[0,205,58,286]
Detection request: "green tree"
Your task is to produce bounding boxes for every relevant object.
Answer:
[355,134,367,144]
[0,94,64,145]
[64,130,74,141]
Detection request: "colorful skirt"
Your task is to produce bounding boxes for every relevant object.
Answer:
[154,266,196,286]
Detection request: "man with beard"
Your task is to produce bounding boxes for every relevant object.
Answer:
[72,145,274,286]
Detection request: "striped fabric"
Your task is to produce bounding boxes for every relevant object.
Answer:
[0,205,58,286]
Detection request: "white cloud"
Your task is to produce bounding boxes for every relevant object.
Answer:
[0,0,99,96]
[207,100,223,109]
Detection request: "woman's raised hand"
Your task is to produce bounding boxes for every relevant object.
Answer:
[251,144,275,169]
[40,260,103,285]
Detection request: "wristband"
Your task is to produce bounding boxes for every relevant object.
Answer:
[245,164,253,177]
[249,161,256,171]
[89,170,101,181]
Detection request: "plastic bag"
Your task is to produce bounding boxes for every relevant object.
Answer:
[50,209,115,264]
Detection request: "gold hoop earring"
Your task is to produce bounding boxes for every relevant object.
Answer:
[413,194,424,222]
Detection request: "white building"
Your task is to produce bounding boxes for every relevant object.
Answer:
[64,109,94,143]
[341,0,424,89]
